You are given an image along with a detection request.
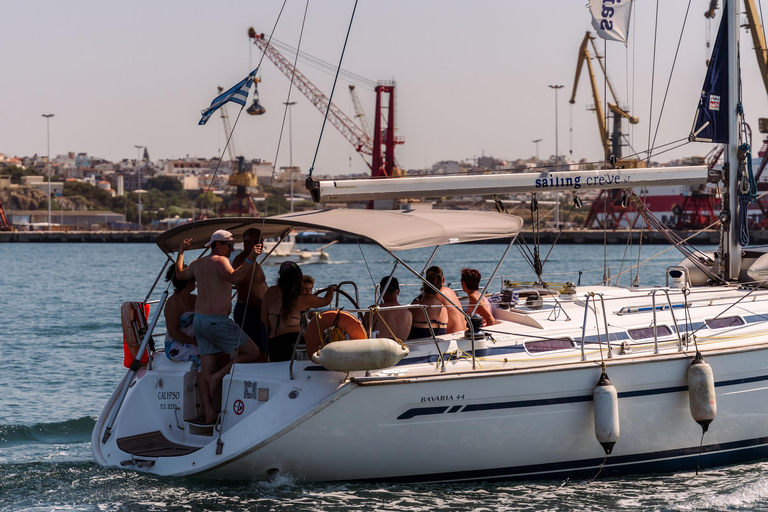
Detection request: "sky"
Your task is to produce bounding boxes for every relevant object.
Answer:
[2,0,768,177]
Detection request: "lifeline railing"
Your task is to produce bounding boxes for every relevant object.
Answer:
[650,288,685,353]
[580,292,611,361]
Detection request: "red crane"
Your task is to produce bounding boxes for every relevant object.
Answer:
[247,28,402,178]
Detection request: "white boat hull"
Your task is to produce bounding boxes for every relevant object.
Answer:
[93,290,768,482]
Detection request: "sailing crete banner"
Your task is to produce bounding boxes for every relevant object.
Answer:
[590,0,633,43]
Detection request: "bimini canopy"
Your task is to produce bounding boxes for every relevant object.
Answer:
[155,208,524,254]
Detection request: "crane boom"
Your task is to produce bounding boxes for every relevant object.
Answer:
[744,0,768,97]
[248,29,373,158]
[349,85,372,139]
[570,32,638,162]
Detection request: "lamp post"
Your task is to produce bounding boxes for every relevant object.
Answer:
[548,85,564,228]
[548,85,563,165]
[284,101,296,213]
[134,145,143,230]
[532,139,542,161]
[42,114,54,231]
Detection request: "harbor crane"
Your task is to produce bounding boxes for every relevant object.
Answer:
[570,31,644,229]
[570,32,639,164]
[349,85,372,139]
[247,28,403,178]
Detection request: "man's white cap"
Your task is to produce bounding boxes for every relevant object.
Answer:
[204,229,234,247]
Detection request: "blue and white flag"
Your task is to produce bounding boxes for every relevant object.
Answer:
[590,0,633,43]
[199,68,258,126]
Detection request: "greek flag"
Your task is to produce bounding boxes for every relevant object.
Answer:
[198,68,258,126]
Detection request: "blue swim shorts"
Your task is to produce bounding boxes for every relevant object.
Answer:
[193,313,250,355]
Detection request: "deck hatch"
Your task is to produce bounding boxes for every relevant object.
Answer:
[524,338,575,353]
[627,325,672,340]
[705,316,744,329]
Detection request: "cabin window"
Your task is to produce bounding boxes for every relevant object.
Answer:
[705,316,744,329]
[627,325,672,340]
[524,338,574,353]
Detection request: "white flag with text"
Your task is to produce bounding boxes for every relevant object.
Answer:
[590,0,632,43]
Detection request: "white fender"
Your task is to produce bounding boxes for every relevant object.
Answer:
[747,252,768,284]
[593,371,620,454]
[688,351,717,432]
[311,338,409,372]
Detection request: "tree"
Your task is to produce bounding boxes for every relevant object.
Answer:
[147,175,182,192]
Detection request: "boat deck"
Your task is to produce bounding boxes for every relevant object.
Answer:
[117,431,202,458]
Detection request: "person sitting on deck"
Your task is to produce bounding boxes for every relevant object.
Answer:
[425,265,465,334]
[460,268,496,327]
[261,261,336,362]
[163,267,199,365]
[363,276,412,342]
[409,272,449,339]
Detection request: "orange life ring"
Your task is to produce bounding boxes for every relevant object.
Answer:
[305,310,366,357]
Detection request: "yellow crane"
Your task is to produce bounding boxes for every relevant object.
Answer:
[569,32,639,165]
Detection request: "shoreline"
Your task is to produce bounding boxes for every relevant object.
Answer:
[0,229,730,245]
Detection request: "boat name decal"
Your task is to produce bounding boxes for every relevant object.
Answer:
[421,394,464,403]
[534,174,632,190]
[157,391,180,400]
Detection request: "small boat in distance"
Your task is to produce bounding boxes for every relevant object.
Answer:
[260,231,335,265]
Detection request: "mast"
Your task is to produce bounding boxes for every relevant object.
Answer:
[726,0,741,279]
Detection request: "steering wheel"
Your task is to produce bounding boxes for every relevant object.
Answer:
[315,284,361,311]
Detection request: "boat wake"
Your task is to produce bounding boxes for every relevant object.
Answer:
[0,416,96,448]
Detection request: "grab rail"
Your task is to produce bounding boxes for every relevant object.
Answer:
[580,292,611,361]
[650,289,684,354]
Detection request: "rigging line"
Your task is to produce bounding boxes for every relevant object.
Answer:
[189,0,289,238]
[215,1,292,441]
[603,192,608,284]
[634,189,646,286]
[646,0,661,166]
[541,202,577,267]
[616,202,634,287]
[308,0,360,179]
[650,0,693,153]
[269,38,377,88]
[261,0,311,227]
[356,238,377,291]
[632,0,637,150]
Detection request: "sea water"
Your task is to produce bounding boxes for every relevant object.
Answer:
[6,240,768,511]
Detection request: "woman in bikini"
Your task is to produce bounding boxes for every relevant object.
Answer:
[460,268,496,327]
[261,261,336,362]
[409,272,449,339]
[163,266,200,365]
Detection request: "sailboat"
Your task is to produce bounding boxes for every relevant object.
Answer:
[93,2,768,482]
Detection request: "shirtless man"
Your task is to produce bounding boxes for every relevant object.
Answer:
[363,276,412,341]
[176,229,262,423]
[426,266,466,333]
[232,228,268,360]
